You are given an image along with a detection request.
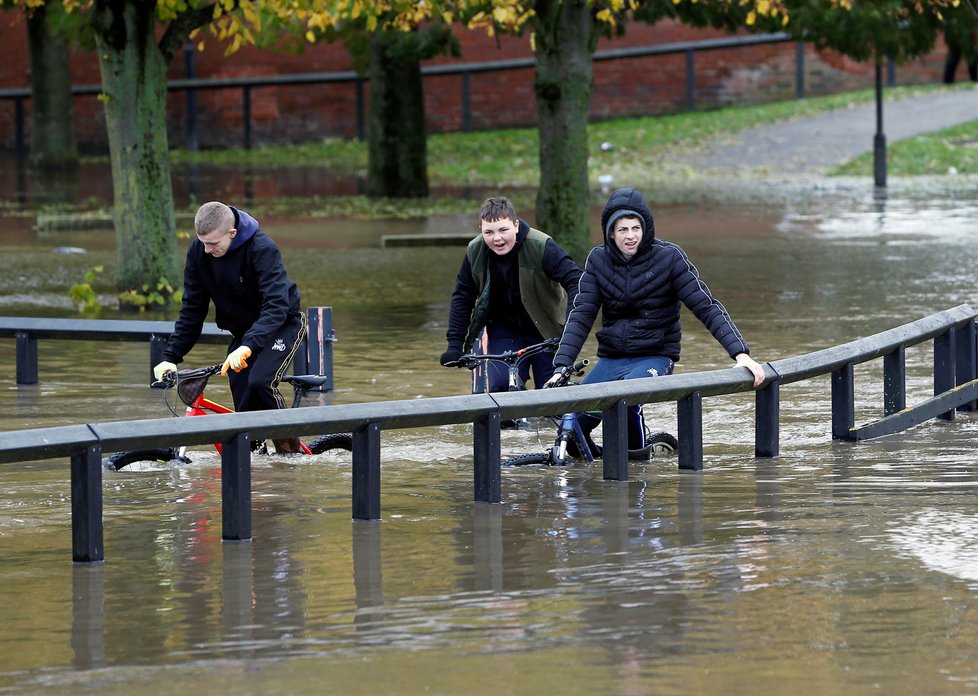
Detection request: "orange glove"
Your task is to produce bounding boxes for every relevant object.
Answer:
[220,346,252,376]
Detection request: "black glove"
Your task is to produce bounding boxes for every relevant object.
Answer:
[542,366,571,389]
[440,347,462,366]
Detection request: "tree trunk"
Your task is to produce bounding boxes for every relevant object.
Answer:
[91,0,179,306]
[533,0,598,259]
[366,31,429,198]
[26,2,78,171]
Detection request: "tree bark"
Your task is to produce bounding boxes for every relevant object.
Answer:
[366,30,429,198]
[26,2,78,171]
[533,0,598,259]
[91,0,179,305]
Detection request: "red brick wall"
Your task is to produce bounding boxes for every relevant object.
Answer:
[0,12,951,153]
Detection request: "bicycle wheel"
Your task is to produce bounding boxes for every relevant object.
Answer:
[102,448,190,471]
[502,452,551,467]
[306,433,353,454]
[648,431,679,455]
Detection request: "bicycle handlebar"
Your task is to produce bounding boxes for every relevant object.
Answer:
[447,337,559,370]
[542,358,590,389]
[151,363,222,389]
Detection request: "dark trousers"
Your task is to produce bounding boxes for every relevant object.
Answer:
[577,355,675,449]
[227,312,307,412]
[471,324,555,393]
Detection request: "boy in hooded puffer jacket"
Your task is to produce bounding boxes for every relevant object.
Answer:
[545,187,765,459]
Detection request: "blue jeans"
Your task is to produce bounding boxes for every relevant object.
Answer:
[577,355,674,449]
[471,325,555,393]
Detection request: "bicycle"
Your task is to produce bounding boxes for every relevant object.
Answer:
[101,364,353,471]
[447,339,678,467]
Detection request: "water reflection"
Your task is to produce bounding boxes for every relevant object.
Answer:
[71,564,106,670]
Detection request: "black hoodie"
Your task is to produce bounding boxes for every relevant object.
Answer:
[554,187,749,366]
[164,206,301,363]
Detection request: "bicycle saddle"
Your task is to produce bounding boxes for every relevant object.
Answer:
[281,374,330,390]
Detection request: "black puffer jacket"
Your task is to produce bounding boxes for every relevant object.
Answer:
[554,187,750,367]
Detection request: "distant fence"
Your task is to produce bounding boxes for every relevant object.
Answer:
[0,307,335,388]
[0,305,975,563]
[0,32,854,156]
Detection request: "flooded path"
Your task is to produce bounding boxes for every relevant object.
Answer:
[2,181,978,693]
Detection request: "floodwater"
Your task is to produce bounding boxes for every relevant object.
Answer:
[3,174,978,694]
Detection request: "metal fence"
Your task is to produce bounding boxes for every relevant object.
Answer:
[0,307,335,388]
[0,304,974,563]
[0,32,819,156]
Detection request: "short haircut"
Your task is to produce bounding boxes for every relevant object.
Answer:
[479,197,517,224]
[195,201,234,236]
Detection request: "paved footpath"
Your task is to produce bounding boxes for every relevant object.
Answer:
[685,86,978,176]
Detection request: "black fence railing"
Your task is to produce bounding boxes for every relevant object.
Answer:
[0,305,975,563]
[0,306,335,388]
[1,32,861,156]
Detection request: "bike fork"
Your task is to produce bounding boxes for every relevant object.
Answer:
[552,412,593,465]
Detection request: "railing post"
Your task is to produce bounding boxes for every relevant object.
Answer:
[795,41,805,99]
[677,392,703,471]
[955,322,977,412]
[461,70,472,132]
[602,399,629,481]
[353,422,381,520]
[242,85,252,150]
[149,334,167,385]
[71,444,103,563]
[15,95,26,163]
[685,49,695,111]
[474,411,501,503]
[15,331,38,385]
[883,346,906,416]
[755,381,780,458]
[355,78,365,142]
[184,41,199,151]
[304,306,335,390]
[221,432,252,541]
[934,330,955,421]
[831,363,855,440]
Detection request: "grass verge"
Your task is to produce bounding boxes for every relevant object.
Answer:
[169,84,956,190]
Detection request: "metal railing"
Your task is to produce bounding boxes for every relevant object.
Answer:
[0,305,975,563]
[0,306,335,388]
[1,32,815,154]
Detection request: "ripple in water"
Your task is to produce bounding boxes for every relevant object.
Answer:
[890,508,978,588]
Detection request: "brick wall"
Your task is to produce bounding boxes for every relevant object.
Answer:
[0,12,951,153]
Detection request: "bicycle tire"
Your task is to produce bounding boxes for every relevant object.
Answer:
[502,452,551,467]
[306,433,353,454]
[102,448,190,471]
[648,431,679,455]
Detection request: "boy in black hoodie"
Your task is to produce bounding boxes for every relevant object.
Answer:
[154,201,306,421]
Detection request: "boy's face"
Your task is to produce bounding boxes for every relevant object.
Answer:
[198,226,237,257]
[481,217,518,256]
[612,216,643,260]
